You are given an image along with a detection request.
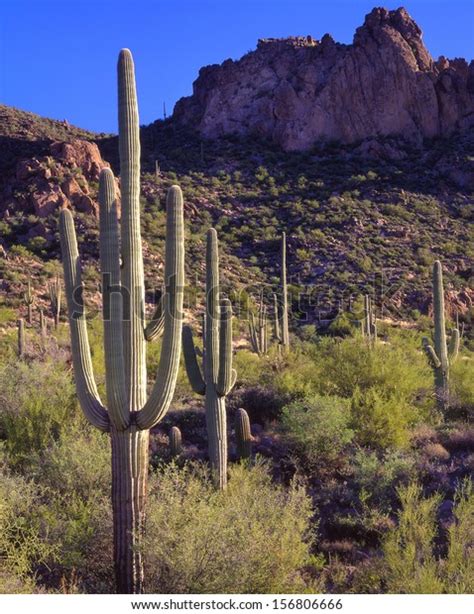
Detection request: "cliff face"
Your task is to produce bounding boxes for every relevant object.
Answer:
[173,7,474,150]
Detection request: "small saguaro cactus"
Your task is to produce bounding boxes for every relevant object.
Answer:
[182,228,237,490]
[23,280,35,324]
[48,275,62,329]
[17,318,25,358]
[59,49,185,594]
[362,294,377,343]
[422,261,459,410]
[248,290,268,356]
[235,408,252,460]
[169,426,183,457]
[39,308,47,337]
[280,232,290,350]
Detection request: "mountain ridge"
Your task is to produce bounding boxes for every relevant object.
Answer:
[173,6,474,150]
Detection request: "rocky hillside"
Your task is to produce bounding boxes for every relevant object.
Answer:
[174,7,474,150]
[0,7,473,331]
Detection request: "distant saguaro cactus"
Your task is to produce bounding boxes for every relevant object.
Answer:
[235,408,252,460]
[48,275,62,329]
[362,294,377,343]
[248,290,268,356]
[17,318,25,358]
[182,228,236,490]
[169,426,183,457]
[422,261,459,410]
[280,232,290,350]
[59,49,184,594]
[23,280,35,324]
[39,308,47,337]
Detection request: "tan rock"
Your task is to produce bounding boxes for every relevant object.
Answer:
[50,139,107,180]
[174,7,474,150]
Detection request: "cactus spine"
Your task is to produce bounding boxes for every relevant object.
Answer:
[23,280,35,324]
[280,232,290,350]
[422,261,459,410]
[169,426,183,457]
[17,318,25,358]
[48,275,62,328]
[59,49,184,594]
[235,408,252,460]
[182,228,236,490]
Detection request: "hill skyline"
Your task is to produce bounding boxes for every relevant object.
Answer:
[1,1,474,133]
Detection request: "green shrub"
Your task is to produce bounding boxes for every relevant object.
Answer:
[380,479,474,593]
[280,395,353,466]
[0,360,76,467]
[350,387,418,449]
[143,461,318,593]
[0,461,54,588]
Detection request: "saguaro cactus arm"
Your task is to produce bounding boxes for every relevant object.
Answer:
[422,337,441,369]
[448,328,460,361]
[99,168,129,431]
[182,325,206,395]
[137,186,185,430]
[216,298,237,396]
[59,208,110,432]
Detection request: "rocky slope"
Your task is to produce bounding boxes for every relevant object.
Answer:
[174,7,474,150]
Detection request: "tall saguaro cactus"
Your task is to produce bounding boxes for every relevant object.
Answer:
[280,232,290,350]
[48,275,62,329]
[23,280,35,324]
[182,228,236,489]
[59,49,185,594]
[422,261,459,410]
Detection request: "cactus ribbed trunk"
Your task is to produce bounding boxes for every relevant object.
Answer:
[433,261,448,402]
[206,391,227,489]
[111,428,148,594]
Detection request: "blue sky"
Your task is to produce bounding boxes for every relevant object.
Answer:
[1,0,473,133]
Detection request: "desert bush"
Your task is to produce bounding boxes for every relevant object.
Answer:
[350,387,419,449]
[0,359,76,467]
[31,422,114,593]
[143,461,318,593]
[0,461,54,590]
[380,479,474,593]
[280,395,353,467]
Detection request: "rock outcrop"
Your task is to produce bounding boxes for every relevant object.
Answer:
[174,7,474,150]
[1,139,115,219]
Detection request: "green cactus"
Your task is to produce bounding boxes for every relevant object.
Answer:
[248,290,268,355]
[39,308,47,337]
[182,228,236,490]
[169,426,183,457]
[362,294,377,343]
[235,408,252,460]
[280,232,290,350]
[272,292,281,344]
[17,318,25,358]
[422,261,459,410]
[48,275,62,329]
[23,280,35,324]
[59,49,184,594]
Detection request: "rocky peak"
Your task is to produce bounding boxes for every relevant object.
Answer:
[174,6,474,150]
